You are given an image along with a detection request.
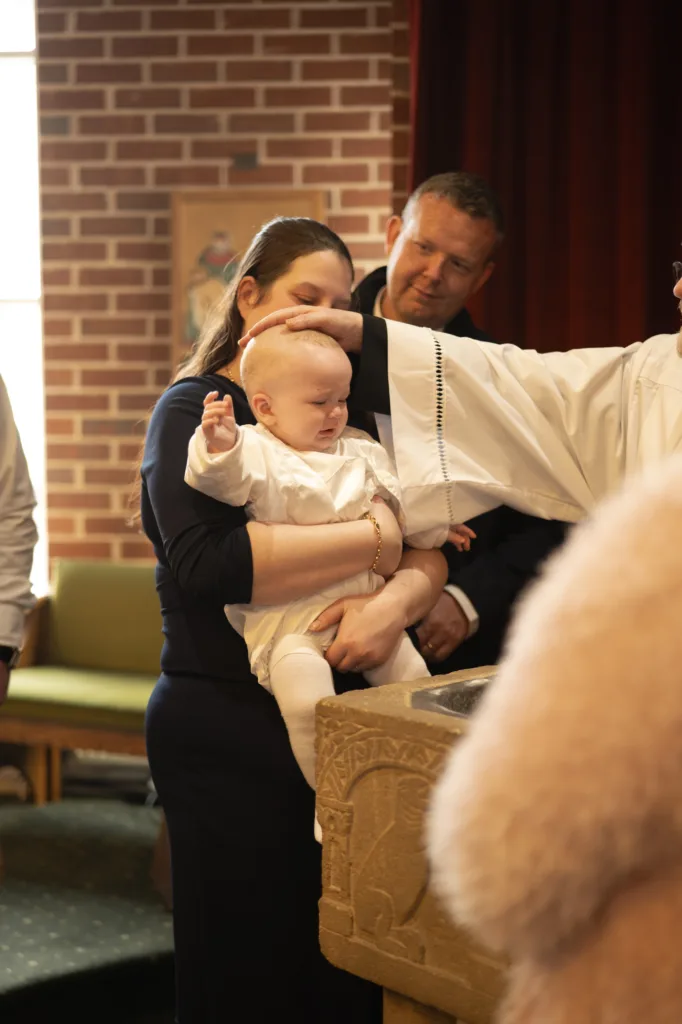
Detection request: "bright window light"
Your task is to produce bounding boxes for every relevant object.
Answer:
[0,0,36,54]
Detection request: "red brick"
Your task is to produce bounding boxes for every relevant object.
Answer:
[190,139,257,159]
[150,10,216,30]
[82,317,146,336]
[266,138,333,159]
[223,8,290,29]
[379,110,392,132]
[44,293,108,312]
[328,214,371,234]
[81,167,146,186]
[117,293,169,312]
[42,218,71,236]
[393,26,409,57]
[45,345,108,362]
[391,128,409,157]
[43,319,72,336]
[51,492,110,509]
[154,318,171,338]
[115,89,181,109]
[86,468,137,485]
[37,0,104,6]
[393,95,409,124]
[42,140,107,161]
[77,115,146,134]
[46,418,75,436]
[121,541,155,560]
[46,467,75,484]
[116,141,181,160]
[39,65,68,85]
[226,61,292,82]
[350,241,387,259]
[153,269,170,288]
[118,394,161,411]
[154,166,220,186]
[339,32,391,54]
[228,165,294,186]
[342,137,391,158]
[155,368,171,386]
[392,0,409,18]
[303,164,369,184]
[151,61,219,83]
[341,188,392,207]
[117,192,170,211]
[154,114,220,133]
[80,268,145,286]
[41,167,70,187]
[117,344,170,362]
[50,542,112,559]
[187,35,253,56]
[116,242,170,260]
[45,369,73,386]
[378,161,392,181]
[112,36,178,58]
[154,217,170,237]
[393,164,409,192]
[81,369,146,386]
[40,89,105,110]
[305,112,371,131]
[264,86,330,107]
[341,85,390,106]
[376,3,393,26]
[42,192,107,211]
[83,419,144,437]
[77,63,144,84]
[80,217,146,237]
[301,59,370,80]
[43,242,106,260]
[263,34,331,56]
[230,113,295,133]
[392,61,410,92]
[300,8,367,28]
[49,517,76,534]
[189,88,255,108]
[42,267,71,286]
[39,37,104,59]
[37,12,65,31]
[47,394,109,411]
[119,443,145,461]
[76,10,142,31]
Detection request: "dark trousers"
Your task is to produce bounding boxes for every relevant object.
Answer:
[146,673,382,1023]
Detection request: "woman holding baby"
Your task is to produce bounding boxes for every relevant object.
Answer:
[139,217,447,1023]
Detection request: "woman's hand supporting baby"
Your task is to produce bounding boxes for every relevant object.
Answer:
[201,391,238,454]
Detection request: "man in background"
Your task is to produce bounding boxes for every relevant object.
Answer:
[0,375,37,704]
[354,171,567,671]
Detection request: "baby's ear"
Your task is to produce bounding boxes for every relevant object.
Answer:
[250,392,273,420]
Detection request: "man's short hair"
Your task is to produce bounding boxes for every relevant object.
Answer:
[403,171,505,245]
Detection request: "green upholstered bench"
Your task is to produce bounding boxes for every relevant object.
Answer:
[0,558,162,805]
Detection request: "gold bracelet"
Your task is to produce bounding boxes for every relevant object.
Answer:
[363,510,382,572]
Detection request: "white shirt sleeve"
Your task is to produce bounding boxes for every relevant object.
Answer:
[386,320,639,530]
[185,425,268,508]
[0,376,37,648]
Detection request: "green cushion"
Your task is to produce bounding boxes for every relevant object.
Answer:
[5,666,156,731]
[48,559,162,676]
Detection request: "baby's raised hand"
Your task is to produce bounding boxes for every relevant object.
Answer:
[448,524,477,552]
[201,390,238,453]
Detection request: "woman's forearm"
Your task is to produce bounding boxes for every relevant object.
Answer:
[248,519,380,606]
[380,547,448,628]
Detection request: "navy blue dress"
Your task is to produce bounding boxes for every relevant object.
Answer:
[142,373,381,1023]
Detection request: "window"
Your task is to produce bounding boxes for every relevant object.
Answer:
[0,0,47,594]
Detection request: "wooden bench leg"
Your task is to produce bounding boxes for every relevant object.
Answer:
[49,746,62,801]
[25,744,49,805]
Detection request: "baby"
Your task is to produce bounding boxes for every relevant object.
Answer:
[185,325,473,796]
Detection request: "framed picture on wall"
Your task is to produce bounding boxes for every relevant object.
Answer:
[171,188,326,372]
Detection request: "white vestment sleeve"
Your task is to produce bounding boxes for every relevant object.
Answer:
[0,376,37,648]
[185,425,268,507]
[386,320,640,529]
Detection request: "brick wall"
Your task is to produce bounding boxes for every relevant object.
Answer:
[37,0,398,562]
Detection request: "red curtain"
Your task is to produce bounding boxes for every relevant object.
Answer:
[408,0,682,351]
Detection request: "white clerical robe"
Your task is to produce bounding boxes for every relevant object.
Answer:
[385,321,682,529]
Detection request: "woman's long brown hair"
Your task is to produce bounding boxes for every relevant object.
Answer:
[129,216,354,525]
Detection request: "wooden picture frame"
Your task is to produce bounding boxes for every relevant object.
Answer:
[171,188,326,372]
